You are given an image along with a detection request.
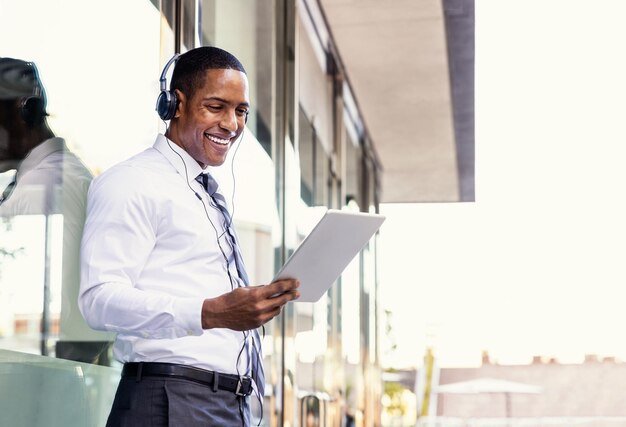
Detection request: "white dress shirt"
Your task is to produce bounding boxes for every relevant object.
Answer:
[79,134,250,375]
[0,137,112,342]
[0,137,90,217]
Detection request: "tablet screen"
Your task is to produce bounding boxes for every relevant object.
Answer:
[272,209,386,302]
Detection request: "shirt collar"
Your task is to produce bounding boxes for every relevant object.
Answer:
[17,137,66,181]
[153,133,205,186]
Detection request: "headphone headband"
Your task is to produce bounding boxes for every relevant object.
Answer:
[159,53,180,92]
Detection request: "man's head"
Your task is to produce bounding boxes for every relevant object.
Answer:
[165,46,250,168]
[0,57,50,168]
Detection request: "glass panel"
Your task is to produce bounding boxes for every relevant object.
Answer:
[0,349,120,427]
[201,0,274,156]
[314,134,329,207]
[293,62,336,427]
[0,0,161,364]
[182,0,200,50]
[344,127,362,210]
[364,153,378,213]
[0,0,162,423]
[299,106,314,206]
[297,13,333,156]
[298,105,331,209]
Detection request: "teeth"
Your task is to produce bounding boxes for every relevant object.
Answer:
[206,134,230,145]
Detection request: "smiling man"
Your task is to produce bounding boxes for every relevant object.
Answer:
[78,47,299,427]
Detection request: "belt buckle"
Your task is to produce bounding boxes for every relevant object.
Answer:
[235,376,251,396]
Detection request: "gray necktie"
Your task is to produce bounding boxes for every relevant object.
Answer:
[195,173,265,401]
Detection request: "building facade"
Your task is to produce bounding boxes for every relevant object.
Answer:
[412,353,626,426]
[0,1,385,426]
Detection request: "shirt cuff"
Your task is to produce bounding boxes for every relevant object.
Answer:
[173,297,205,336]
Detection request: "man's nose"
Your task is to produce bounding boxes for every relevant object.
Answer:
[219,110,238,133]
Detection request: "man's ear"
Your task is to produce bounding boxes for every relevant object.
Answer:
[173,89,185,118]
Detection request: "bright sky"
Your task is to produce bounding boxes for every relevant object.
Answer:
[379,0,626,369]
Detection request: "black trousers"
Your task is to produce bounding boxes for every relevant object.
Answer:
[106,375,250,427]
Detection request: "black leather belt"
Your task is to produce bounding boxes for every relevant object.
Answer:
[122,362,253,396]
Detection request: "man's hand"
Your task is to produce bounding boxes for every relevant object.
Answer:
[201,279,300,330]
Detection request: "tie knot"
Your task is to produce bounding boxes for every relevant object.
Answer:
[196,173,219,196]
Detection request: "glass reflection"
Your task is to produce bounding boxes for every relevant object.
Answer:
[0,1,170,426]
[0,58,113,362]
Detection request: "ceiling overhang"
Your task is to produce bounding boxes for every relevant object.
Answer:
[318,0,473,203]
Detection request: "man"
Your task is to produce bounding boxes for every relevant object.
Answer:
[0,57,83,216]
[79,47,299,426]
[0,57,111,363]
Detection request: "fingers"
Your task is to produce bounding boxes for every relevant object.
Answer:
[256,304,284,326]
[242,281,299,326]
[234,288,292,329]
[262,279,300,300]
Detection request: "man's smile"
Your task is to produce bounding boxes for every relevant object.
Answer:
[204,133,231,146]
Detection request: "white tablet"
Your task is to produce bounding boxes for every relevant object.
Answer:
[272,209,386,303]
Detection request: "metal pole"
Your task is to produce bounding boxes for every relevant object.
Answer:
[41,214,53,356]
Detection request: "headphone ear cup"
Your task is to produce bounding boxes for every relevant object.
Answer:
[19,96,45,127]
[156,90,178,121]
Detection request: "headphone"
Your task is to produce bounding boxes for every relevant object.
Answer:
[156,53,249,124]
[156,54,181,121]
[19,62,46,127]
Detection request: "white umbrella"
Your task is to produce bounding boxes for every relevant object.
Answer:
[435,377,542,418]
[436,377,542,394]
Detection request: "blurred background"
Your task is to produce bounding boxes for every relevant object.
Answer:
[379,1,626,426]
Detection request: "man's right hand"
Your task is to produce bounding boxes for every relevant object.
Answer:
[201,279,300,331]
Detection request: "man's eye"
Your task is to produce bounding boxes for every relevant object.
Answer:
[237,109,249,116]
[208,105,222,110]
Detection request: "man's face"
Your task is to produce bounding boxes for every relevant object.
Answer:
[172,68,249,168]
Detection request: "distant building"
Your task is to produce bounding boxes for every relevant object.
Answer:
[421,353,626,418]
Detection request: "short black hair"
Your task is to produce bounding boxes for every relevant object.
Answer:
[170,46,246,100]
